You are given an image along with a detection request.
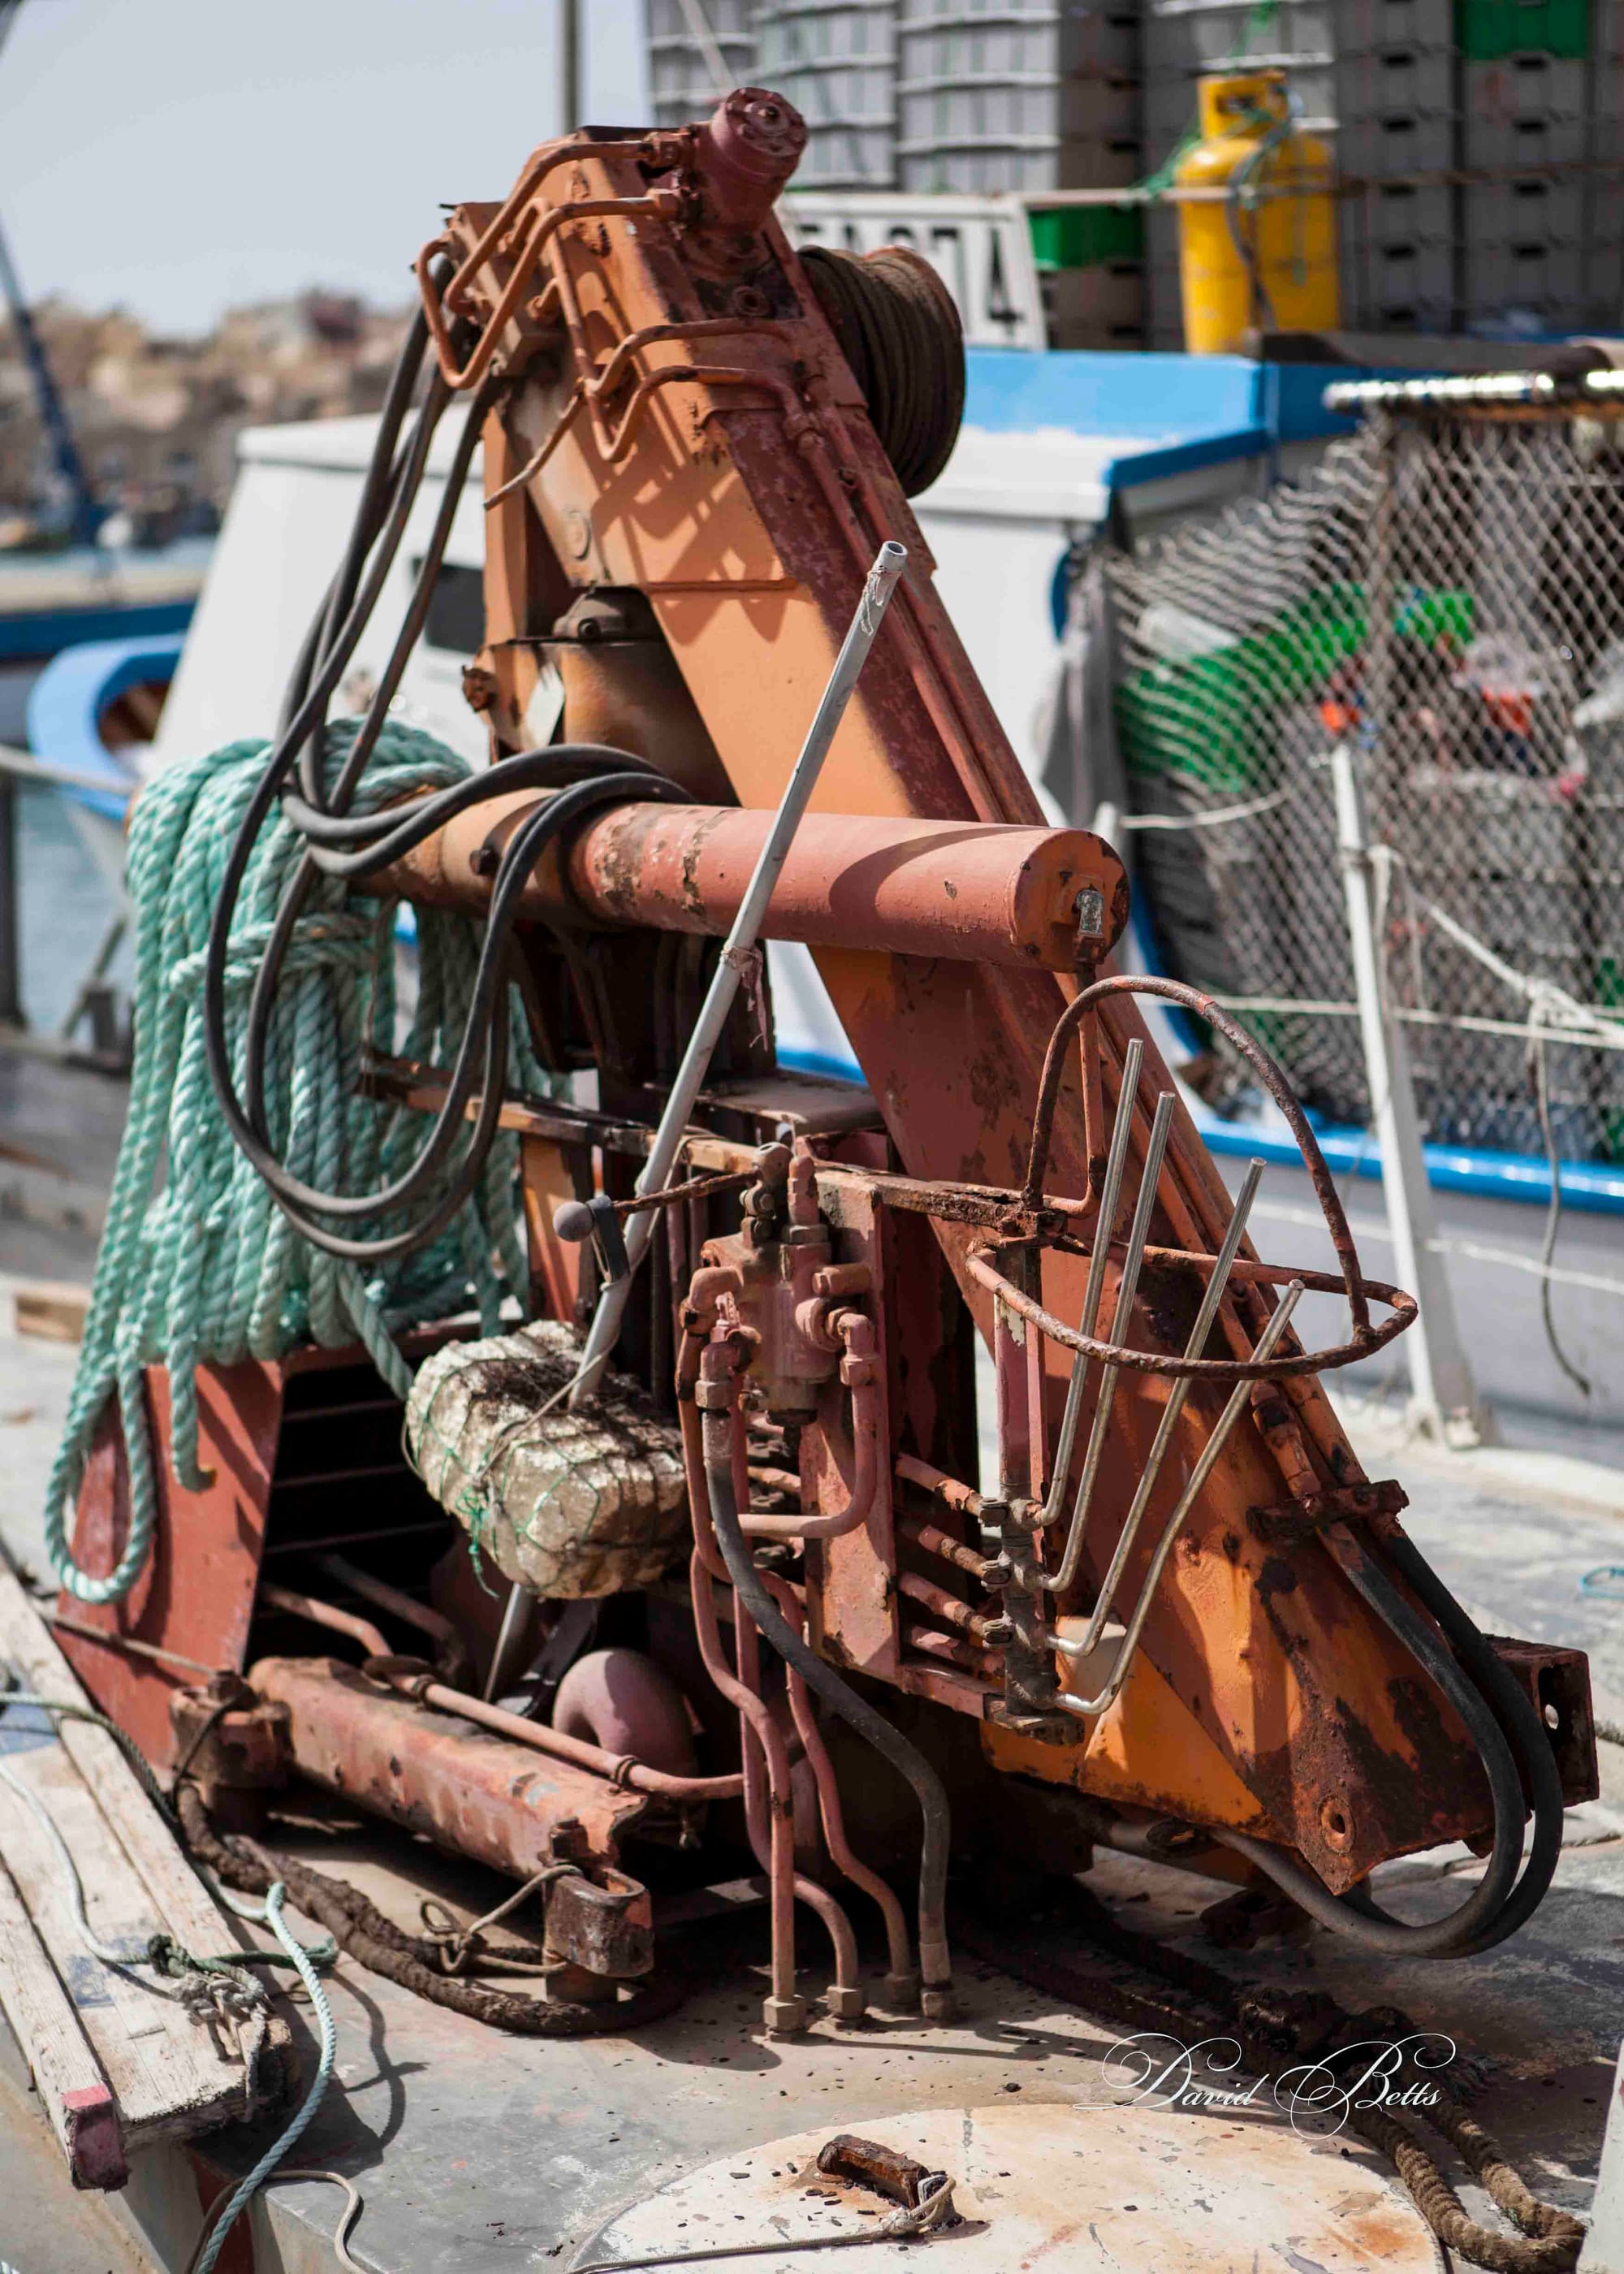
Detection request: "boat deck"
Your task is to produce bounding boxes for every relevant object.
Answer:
[1,1299,1621,2271]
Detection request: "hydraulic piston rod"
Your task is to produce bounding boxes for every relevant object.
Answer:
[370,802,1125,974]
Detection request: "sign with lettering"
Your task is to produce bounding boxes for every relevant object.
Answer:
[780,192,1047,351]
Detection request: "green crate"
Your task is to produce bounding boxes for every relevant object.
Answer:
[1456,0,1591,60]
[1027,205,1144,274]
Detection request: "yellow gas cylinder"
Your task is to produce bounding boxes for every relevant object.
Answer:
[1174,68,1339,355]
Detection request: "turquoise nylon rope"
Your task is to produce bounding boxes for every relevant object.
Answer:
[183,1882,338,2274]
[45,718,541,1604]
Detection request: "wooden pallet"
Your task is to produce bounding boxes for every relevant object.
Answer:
[0,1558,276,2188]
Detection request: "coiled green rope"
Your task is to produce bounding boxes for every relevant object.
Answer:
[45,719,539,1605]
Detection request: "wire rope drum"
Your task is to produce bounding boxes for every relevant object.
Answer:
[797,244,965,497]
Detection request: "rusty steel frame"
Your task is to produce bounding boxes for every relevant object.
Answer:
[390,89,1583,1898]
[54,88,1590,1995]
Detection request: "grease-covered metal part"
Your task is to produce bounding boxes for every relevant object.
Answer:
[250,1655,651,1875]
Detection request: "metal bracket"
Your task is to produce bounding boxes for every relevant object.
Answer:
[1248,1479,1408,1544]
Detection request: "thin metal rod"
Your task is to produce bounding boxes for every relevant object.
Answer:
[1037,1088,1175,1597]
[0,769,20,1028]
[1331,740,1484,1443]
[0,740,135,802]
[568,540,909,1410]
[1039,1037,1142,1531]
[483,1577,532,1703]
[1056,1283,1303,1721]
[1050,1158,1263,1655]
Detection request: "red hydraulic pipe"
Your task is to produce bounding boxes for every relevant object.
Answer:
[367,798,1123,974]
[316,1554,470,1684]
[680,1396,862,2021]
[258,1582,388,1661]
[760,1567,916,2000]
[737,1312,879,1544]
[374,1665,742,1804]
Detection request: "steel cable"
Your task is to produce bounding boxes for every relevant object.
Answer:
[798,244,964,497]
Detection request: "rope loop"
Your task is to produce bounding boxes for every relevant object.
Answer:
[43,720,548,1604]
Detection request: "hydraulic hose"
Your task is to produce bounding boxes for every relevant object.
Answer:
[214,768,687,1263]
[280,292,435,763]
[202,253,699,1269]
[237,357,493,1153]
[1374,1528,1566,1955]
[280,743,666,854]
[699,1388,955,2010]
[1216,1523,1562,1956]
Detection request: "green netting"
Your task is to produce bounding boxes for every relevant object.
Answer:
[1116,582,1475,798]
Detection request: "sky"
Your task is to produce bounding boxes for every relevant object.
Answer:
[0,0,652,333]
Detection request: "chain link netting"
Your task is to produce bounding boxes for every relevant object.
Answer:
[1107,403,1624,1163]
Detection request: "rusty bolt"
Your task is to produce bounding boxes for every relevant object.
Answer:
[812,1262,871,1302]
[763,1993,809,2036]
[823,1985,866,2022]
[880,1969,922,2013]
[460,663,499,714]
[1073,886,1106,938]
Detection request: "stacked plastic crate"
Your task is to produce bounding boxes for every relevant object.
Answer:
[1334,0,1457,334]
[893,2,1143,344]
[1139,0,1337,347]
[646,0,758,129]
[754,2,899,188]
[1458,1,1616,335]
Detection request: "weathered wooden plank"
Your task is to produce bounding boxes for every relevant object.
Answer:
[0,1736,239,2136]
[0,1844,127,2189]
[12,1279,89,1343]
[0,1562,270,2159]
[0,1563,241,1964]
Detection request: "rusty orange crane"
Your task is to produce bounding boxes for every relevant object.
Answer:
[59,89,1591,2034]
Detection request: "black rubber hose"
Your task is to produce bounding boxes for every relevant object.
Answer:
[222,771,689,1261]
[292,748,672,879]
[239,365,497,1143]
[203,277,690,1260]
[282,281,440,775]
[281,743,668,849]
[701,1404,955,2003]
[201,368,454,1167]
[1375,1527,1566,1955]
[325,369,502,814]
[290,372,451,807]
[1214,1524,1537,1956]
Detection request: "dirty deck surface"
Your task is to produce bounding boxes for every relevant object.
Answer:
[2,1289,1623,2270]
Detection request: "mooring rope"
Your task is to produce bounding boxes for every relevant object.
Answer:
[181,1883,339,2274]
[42,720,538,1605]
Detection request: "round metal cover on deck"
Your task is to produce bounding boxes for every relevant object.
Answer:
[575,2101,1444,2272]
